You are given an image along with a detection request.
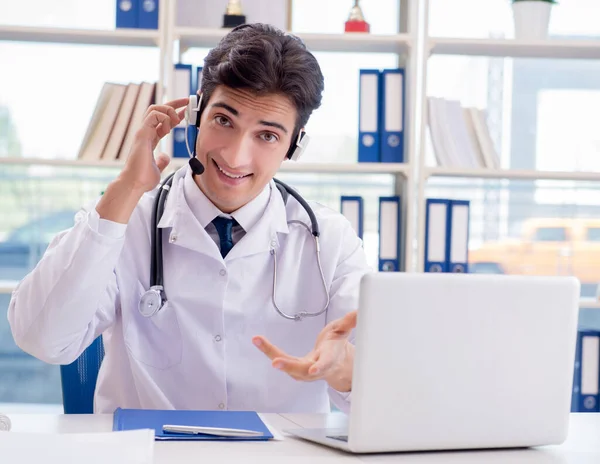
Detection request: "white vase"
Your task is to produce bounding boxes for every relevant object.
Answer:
[512,1,553,40]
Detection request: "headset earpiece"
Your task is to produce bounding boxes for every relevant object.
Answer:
[185,93,202,127]
[287,129,310,161]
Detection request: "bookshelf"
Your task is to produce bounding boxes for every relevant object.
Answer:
[1,0,599,291]
[413,0,600,278]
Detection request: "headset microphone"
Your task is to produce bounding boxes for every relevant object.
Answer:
[189,157,205,175]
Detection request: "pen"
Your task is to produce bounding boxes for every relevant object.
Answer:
[162,424,264,437]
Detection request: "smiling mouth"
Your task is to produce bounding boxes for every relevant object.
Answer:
[212,159,252,179]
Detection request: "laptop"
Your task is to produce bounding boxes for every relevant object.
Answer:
[286,272,580,454]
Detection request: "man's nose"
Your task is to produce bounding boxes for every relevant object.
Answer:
[224,134,253,168]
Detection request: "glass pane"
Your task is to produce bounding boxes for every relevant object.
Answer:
[586,228,600,242]
[428,0,600,39]
[426,177,600,304]
[0,165,121,406]
[0,43,158,160]
[426,55,600,176]
[0,290,63,405]
[0,165,119,282]
[533,227,568,242]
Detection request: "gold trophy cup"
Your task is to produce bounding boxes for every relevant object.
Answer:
[223,0,246,28]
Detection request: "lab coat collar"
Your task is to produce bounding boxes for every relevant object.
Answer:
[182,166,270,233]
[157,166,289,261]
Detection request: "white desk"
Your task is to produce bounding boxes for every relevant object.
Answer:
[6,412,600,463]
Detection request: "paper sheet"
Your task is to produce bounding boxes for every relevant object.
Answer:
[0,429,154,464]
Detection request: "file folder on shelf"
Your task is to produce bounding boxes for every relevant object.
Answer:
[575,330,600,412]
[380,68,405,163]
[341,196,364,240]
[172,63,193,158]
[448,200,470,273]
[116,0,138,28]
[113,408,273,441]
[424,198,449,273]
[358,69,381,163]
[378,196,401,272]
[138,0,159,29]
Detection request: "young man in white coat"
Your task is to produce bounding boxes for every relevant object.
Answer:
[8,23,371,414]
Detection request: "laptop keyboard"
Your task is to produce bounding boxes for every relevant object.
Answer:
[327,435,348,442]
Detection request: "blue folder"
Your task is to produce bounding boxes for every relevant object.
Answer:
[112,408,273,441]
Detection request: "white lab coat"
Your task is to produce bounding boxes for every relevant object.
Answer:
[8,166,371,414]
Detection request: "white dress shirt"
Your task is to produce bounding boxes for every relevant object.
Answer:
[182,167,270,251]
[8,165,370,414]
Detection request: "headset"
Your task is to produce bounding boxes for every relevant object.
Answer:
[138,92,330,321]
[184,93,311,176]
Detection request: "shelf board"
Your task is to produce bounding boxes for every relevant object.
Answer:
[429,37,600,60]
[170,158,409,175]
[176,27,412,54]
[0,157,125,168]
[0,157,408,175]
[0,25,159,47]
[425,167,600,182]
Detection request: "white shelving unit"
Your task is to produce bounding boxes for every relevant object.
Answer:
[2,0,600,301]
[412,0,600,277]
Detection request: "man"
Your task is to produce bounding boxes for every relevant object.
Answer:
[8,23,370,414]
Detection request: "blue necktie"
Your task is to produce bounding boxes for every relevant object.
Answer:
[212,216,237,258]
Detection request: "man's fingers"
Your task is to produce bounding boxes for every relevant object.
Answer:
[155,152,171,172]
[273,357,315,379]
[331,310,357,336]
[308,352,335,376]
[252,336,291,361]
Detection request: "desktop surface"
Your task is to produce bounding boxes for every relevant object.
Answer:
[5,412,600,463]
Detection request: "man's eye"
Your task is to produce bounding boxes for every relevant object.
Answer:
[260,133,278,143]
[215,115,230,126]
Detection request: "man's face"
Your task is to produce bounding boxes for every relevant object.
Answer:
[193,86,298,214]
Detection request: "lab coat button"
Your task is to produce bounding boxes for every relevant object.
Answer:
[219,269,226,276]
[169,234,177,243]
[270,240,277,247]
[214,335,222,342]
[218,403,225,409]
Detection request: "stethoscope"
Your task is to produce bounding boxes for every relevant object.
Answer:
[138,94,330,321]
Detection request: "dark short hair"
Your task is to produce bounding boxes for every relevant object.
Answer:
[200,23,324,139]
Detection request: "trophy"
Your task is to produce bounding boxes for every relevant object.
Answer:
[345,0,370,33]
[223,0,246,28]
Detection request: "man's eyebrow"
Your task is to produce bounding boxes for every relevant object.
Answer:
[211,102,238,116]
[259,120,288,134]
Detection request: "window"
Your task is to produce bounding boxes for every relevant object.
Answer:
[533,227,568,242]
[586,228,600,242]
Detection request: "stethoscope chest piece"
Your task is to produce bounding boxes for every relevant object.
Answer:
[139,286,165,317]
